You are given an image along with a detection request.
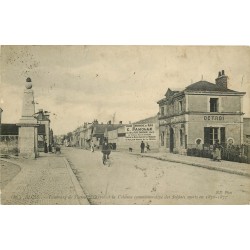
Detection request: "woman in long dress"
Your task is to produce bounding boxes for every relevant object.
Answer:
[213,139,222,161]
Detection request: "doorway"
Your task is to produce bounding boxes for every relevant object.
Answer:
[170,127,174,153]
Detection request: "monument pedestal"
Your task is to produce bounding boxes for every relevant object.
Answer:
[17,124,39,159]
[17,78,39,159]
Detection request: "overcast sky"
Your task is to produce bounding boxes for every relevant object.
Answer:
[1,46,250,135]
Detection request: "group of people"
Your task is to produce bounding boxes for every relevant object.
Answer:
[140,141,150,153]
[91,139,152,164]
[44,142,53,153]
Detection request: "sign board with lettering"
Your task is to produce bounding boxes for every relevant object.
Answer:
[125,124,157,141]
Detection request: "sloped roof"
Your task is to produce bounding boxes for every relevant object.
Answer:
[1,124,46,136]
[165,88,182,97]
[1,124,18,135]
[185,81,236,92]
[134,115,158,124]
[92,124,124,134]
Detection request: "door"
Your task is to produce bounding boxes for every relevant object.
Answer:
[170,127,174,153]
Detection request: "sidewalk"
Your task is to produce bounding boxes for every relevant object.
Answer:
[130,151,250,178]
[1,153,89,205]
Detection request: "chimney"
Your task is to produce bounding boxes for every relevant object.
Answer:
[215,70,228,89]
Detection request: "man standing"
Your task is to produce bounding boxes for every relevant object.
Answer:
[102,139,111,165]
[140,141,145,153]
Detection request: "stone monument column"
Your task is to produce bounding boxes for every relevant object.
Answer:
[17,77,39,158]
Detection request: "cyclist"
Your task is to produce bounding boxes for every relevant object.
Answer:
[102,138,111,165]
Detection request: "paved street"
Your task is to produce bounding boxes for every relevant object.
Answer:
[1,154,89,205]
[64,147,250,205]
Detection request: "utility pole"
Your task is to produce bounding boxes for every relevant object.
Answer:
[112,112,116,124]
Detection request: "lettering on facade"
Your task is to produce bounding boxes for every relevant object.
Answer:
[125,124,156,141]
[204,115,224,121]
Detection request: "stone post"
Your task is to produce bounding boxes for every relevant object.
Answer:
[17,78,39,158]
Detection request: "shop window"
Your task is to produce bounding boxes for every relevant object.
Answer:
[210,98,219,112]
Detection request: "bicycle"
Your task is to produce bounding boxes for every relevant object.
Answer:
[102,153,111,167]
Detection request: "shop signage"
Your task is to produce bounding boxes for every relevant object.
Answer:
[125,123,156,141]
[204,115,224,121]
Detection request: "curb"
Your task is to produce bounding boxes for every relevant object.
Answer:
[0,158,26,169]
[132,153,250,178]
[63,157,90,205]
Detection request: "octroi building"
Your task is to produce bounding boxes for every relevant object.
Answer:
[157,70,246,154]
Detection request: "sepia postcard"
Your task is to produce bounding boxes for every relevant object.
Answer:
[0,45,250,205]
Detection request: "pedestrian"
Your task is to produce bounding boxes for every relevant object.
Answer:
[90,140,95,152]
[140,141,145,153]
[44,142,48,153]
[102,139,111,165]
[146,143,150,151]
[212,139,222,162]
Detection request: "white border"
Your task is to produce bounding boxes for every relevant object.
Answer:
[1,1,249,250]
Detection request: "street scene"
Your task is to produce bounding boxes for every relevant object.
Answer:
[1,46,250,205]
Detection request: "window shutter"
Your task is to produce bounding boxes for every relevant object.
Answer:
[220,127,225,145]
[204,127,210,145]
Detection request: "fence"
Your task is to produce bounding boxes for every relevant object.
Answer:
[0,135,18,156]
[187,144,250,164]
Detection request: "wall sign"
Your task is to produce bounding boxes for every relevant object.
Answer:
[204,115,224,121]
[125,123,157,141]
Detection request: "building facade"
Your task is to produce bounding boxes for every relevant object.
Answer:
[243,118,250,145]
[107,116,160,152]
[0,108,3,136]
[36,109,51,145]
[157,70,246,154]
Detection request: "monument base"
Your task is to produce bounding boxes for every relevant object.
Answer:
[17,124,39,159]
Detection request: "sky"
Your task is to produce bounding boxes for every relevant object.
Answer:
[1,45,250,135]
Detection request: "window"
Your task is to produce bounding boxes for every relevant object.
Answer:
[180,129,183,146]
[209,127,218,145]
[210,98,219,112]
[161,106,164,116]
[179,101,183,112]
[204,127,225,145]
[161,132,165,146]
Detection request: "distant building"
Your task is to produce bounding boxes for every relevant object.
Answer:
[1,123,19,136]
[243,118,250,145]
[107,116,159,152]
[0,123,46,154]
[0,107,3,136]
[36,109,53,148]
[73,120,124,149]
[157,70,246,154]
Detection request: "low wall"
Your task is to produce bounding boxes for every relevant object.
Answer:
[0,136,18,156]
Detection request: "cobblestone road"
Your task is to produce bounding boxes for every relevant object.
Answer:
[1,154,83,205]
